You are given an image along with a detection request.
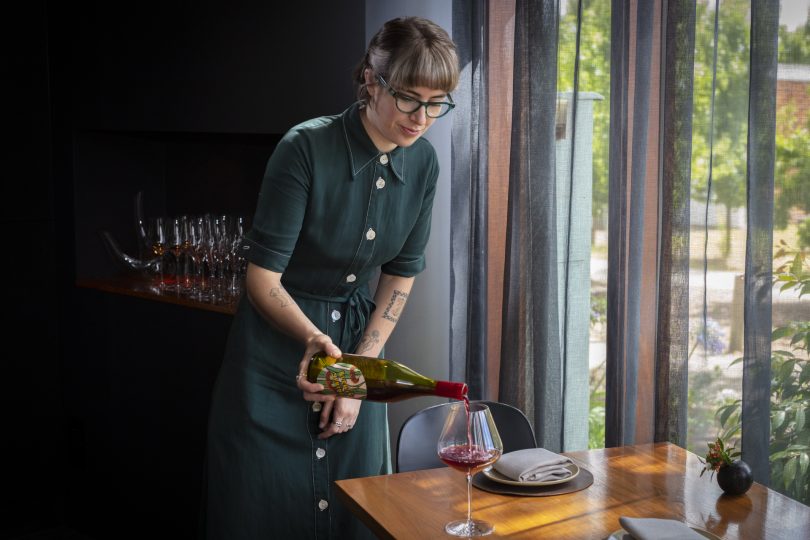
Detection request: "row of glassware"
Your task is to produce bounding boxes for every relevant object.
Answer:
[140,213,248,304]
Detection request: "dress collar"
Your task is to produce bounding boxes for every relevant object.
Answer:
[341,102,406,183]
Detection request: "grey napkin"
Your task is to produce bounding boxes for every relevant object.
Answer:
[492,448,573,482]
[619,517,707,540]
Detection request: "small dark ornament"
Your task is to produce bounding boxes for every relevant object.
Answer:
[716,459,753,496]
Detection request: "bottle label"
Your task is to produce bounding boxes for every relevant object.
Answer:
[316,363,368,399]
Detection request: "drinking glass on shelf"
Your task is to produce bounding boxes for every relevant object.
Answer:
[185,216,206,300]
[178,215,195,291]
[437,402,503,537]
[147,217,168,289]
[225,215,247,300]
[202,214,223,302]
[168,217,185,292]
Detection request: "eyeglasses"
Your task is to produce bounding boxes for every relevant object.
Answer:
[376,75,455,119]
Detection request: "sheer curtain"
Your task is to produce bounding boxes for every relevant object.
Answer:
[450,0,782,482]
[655,0,696,448]
[604,0,659,447]
[450,0,489,400]
[497,0,564,451]
[452,0,589,451]
[742,0,779,482]
[605,0,778,484]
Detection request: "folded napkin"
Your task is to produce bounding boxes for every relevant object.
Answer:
[619,517,707,540]
[492,448,573,482]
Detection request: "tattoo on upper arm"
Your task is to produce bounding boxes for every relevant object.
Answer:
[382,290,409,323]
[356,329,381,354]
[269,287,293,308]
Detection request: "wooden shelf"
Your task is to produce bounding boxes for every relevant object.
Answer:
[76,276,238,315]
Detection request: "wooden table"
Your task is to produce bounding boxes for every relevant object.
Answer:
[335,442,810,539]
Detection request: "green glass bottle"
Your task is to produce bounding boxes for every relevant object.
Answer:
[307,351,468,402]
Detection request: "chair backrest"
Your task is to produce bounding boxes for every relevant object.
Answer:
[395,400,537,473]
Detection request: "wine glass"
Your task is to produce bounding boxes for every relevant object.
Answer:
[437,401,503,537]
[147,217,168,289]
[168,217,185,293]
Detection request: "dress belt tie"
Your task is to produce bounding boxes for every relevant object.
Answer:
[286,286,376,351]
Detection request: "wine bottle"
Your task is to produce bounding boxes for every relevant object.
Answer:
[307,351,468,402]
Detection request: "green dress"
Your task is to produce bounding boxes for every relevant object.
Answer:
[202,102,439,539]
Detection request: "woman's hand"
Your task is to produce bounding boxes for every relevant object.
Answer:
[296,332,341,402]
[317,397,362,439]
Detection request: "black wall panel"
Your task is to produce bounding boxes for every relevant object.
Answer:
[70,2,365,134]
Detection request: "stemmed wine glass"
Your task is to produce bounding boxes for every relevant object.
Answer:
[147,217,168,289]
[168,217,186,293]
[437,401,503,537]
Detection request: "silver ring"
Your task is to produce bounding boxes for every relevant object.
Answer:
[295,373,306,381]
[333,421,343,427]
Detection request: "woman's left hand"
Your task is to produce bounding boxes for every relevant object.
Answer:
[317,397,361,439]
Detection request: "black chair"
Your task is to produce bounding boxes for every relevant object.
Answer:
[395,400,537,473]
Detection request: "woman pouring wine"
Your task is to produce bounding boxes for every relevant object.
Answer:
[200,16,460,540]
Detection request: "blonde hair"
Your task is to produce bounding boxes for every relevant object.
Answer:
[354,16,460,103]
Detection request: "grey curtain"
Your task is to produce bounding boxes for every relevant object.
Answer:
[605,0,655,447]
[742,0,778,483]
[655,0,696,447]
[450,0,489,400]
[641,0,779,487]
[449,0,781,482]
[497,0,564,451]
[452,0,592,450]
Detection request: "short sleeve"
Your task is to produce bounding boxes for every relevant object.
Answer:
[380,156,439,277]
[241,132,311,273]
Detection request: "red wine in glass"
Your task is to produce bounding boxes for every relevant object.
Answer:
[439,444,501,475]
[437,401,503,537]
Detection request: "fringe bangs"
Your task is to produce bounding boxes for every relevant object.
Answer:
[389,46,459,93]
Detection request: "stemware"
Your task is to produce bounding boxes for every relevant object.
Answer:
[168,217,186,292]
[225,215,247,299]
[437,401,503,537]
[147,217,168,288]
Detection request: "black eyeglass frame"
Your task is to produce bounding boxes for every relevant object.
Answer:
[376,75,455,119]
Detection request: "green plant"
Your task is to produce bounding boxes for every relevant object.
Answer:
[714,241,810,505]
[698,437,741,480]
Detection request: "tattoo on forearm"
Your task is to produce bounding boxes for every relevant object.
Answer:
[382,290,409,323]
[269,287,293,308]
[356,329,381,354]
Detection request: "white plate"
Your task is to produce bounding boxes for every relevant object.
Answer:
[482,462,580,487]
[607,526,721,540]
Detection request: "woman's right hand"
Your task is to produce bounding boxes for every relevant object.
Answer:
[296,331,342,402]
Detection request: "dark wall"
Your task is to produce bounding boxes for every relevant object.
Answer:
[70,2,363,134]
[2,1,66,538]
[63,291,232,540]
[3,1,365,538]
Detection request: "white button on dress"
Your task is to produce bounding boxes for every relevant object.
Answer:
[379,154,389,165]
[318,499,329,511]
[331,309,341,322]
[312,402,322,412]
[366,228,376,241]
[376,178,386,189]
[316,448,326,459]
[346,274,356,283]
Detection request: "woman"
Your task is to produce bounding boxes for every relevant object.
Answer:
[202,16,459,540]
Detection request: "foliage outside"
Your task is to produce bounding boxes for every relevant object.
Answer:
[691,1,810,254]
